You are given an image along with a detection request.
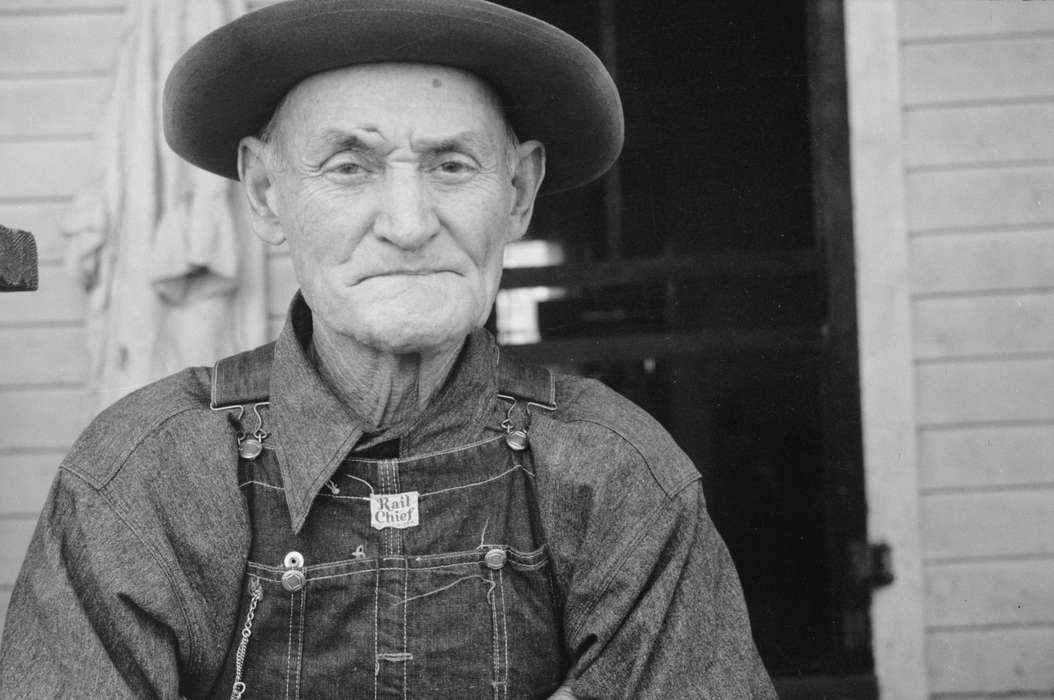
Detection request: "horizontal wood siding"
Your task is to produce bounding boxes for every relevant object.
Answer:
[928,627,1054,696]
[902,2,1054,695]
[0,6,125,635]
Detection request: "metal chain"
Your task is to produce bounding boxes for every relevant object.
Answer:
[229,576,263,700]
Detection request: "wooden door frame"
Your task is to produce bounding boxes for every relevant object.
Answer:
[844,0,928,697]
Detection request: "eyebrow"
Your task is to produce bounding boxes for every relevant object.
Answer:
[310,129,494,157]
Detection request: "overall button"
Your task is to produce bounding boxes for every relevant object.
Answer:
[282,550,306,591]
[484,548,507,570]
[282,569,306,592]
[504,429,529,451]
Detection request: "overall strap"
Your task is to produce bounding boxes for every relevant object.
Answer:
[210,342,276,409]
[496,351,556,410]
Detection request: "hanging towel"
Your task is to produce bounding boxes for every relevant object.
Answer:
[63,0,268,408]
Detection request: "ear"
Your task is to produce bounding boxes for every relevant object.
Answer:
[507,140,546,242]
[238,136,286,246]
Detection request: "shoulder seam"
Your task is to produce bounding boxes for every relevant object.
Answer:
[62,405,208,490]
[558,416,700,497]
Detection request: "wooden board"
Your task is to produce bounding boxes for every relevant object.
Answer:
[0,13,124,75]
[0,326,86,385]
[927,626,1054,694]
[926,558,1054,627]
[0,200,75,263]
[0,519,36,587]
[0,140,96,199]
[0,452,59,516]
[901,0,1054,41]
[922,489,1054,561]
[913,293,1054,360]
[903,38,1054,106]
[905,103,1054,168]
[0,1,124,9]
[910,229,1054,296]
[907,165,1054,232]
[916,357,1054,425]
[0,588,10,638]
[0,263,85,324]
[920,424,1054,490]
[0,387,92,450]
[0,77,108,137]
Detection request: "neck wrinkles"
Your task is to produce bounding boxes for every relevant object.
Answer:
[309,321,465,431]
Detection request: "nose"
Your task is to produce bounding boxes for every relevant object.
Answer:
[372,167,440,250]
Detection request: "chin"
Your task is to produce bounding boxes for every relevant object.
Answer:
[353,315,476,356]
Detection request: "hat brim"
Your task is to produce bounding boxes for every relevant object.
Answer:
[162,0,624,194]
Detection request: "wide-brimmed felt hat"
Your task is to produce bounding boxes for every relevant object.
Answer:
[163,0,624,194]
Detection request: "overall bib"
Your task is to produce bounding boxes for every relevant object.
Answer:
[209,349,569,699]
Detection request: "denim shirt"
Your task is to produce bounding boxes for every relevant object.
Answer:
[0,297,775,699]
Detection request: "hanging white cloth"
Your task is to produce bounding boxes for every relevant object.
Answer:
[64,0,268,409]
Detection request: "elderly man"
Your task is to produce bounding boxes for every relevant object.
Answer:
[0,1,775,698]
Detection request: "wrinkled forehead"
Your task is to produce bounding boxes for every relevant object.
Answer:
[264,62,513,146]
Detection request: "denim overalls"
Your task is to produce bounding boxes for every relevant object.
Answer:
[210,349,568,699]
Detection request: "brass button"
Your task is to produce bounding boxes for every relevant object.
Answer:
[504,430,528,451]
[483,548,507,570]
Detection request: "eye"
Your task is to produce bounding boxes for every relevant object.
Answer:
[432,155,478,180]
[322,153,373,181]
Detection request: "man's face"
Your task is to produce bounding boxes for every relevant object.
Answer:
[243,64,542,354]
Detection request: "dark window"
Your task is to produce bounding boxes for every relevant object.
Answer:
[494,2,875,695]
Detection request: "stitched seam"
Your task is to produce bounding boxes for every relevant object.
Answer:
[62,474,205,676]
[564,501,670,642]
[489,569,499,700]
[373,567,380,700]
[402,564,409,700]
[561,416,700,497]
[285,591,294,700]
[346,435,503,464]
[62,405,204,489]
[239,480,284,491]
[500,568,509,698]
[295,589,305,700]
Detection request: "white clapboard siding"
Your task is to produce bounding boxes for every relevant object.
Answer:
[0,326,86,385]
[919,424,1054,491]
[922,489,1054,561]
[915,357,1054,426]
[0,387,93,451]
[913,293,1054,360]
[903,39,1054,106]
[0,12,125,75]
[911,229,1054,296]
[901,0,1054,41]
[0,200,74,263]
[927,627,1054,695]
[0,264,85,324]
[907,165,1054,232]
[925,559,1054,628]
[0,77,109,137]
[0,1,124,9]
[0,589,10,642]
[905,103,1054,169]
[0,452,60,515]
[0,519,36,586]
[0,140,96,199]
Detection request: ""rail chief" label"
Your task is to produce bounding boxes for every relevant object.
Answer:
[370,491,420,530]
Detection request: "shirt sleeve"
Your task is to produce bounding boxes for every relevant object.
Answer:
[0,468,187,699]
[561,479,777,699]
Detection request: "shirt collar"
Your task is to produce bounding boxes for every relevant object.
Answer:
[267,295,503,533]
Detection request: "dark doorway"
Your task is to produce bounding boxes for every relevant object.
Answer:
[494,1,876,696]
